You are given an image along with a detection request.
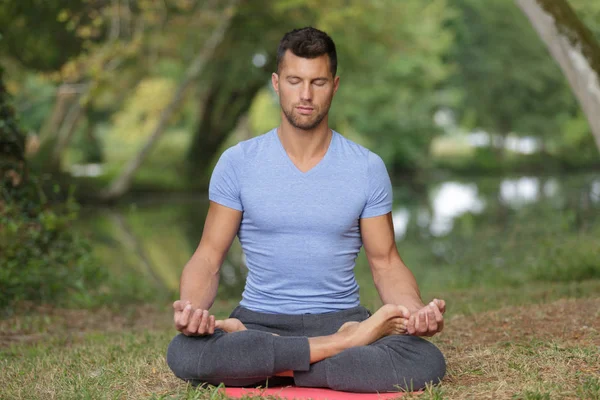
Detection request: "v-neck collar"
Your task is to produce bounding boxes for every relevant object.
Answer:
[273,128,336,177]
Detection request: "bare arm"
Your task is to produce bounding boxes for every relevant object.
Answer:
[180,201,242,309]
[173,201,242,336]
[360,213,445,336]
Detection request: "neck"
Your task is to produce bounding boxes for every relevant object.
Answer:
[277,117,332,161]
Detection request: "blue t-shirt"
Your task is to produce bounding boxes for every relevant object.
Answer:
[209,128,393,314]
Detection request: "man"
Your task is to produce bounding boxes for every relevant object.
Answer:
[167,27,446,393]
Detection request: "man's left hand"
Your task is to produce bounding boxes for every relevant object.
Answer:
[406,298,445,337]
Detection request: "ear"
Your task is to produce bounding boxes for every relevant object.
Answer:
[332,75,340,95]
[271,72,279,94]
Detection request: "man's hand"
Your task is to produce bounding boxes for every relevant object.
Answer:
[173,300,216,336]
[406,298,445,337]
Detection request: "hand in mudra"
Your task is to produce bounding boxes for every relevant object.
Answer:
[173,300,216,336]
[406,298,446,337]
[173,301,249,336]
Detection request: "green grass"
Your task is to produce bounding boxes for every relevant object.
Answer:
[2,278,599,399]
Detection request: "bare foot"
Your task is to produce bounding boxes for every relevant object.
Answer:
[336,304,408,347]
[215,318,247,333]
[337,321,359,333]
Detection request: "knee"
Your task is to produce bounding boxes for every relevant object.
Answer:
[418,339,446,387]
[403,338,446,390]
[386,336,446,391]
[166,334,192,380]
[167,333,216,381]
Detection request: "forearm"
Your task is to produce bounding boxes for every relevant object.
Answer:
[372,260,424,312]
[179,251,221,310]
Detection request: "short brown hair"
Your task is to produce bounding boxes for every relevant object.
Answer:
[277,27,337,77]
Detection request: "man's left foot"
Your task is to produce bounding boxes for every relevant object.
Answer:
[215,318,247,333]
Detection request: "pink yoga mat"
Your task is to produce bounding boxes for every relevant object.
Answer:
[223,387,409,399]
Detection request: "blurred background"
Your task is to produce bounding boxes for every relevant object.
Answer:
[1,0,599,317]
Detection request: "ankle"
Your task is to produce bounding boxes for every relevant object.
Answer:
[333,329,357,349]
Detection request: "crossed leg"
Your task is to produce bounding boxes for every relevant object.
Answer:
[166,304,445,392]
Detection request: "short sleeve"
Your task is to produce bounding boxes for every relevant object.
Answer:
[208,145,243,211]
[360,152,393,218]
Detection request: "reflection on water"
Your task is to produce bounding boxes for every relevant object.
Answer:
[392,208,410,240]
[592,179,600,203]
[80,173,600,297]
[429,182,484,236]
[500,177,540,206]
[393,181,486,238]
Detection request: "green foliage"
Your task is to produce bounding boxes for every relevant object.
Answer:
[0,184,106,312]
[529,234,600,282]
[0,0,92,71]
[0,66,104,313]
[447,0,578,138]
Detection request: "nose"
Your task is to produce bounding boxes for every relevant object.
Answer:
[300,82,312,102]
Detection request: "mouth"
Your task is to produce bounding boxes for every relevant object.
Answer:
[296,106,314,115]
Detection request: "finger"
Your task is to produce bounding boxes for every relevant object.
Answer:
[173,301,183,326]
[181,303,193,327]
[434,298,446,314]
[407,315,416,335]
[175,303,191,330]
[432,304,444,333]
[418,310,428,334]
[208,315,215,335]
[427,305,438,332]
[197,310,210,335]
[414,313,420,333]
[173,300,183,311]
[431,301,444,323]
[187,309,203,334]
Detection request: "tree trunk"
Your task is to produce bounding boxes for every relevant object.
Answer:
[50,96,85,170]
[186,79,268,179]
[38,84,83,141]
[515,0,600,151]
[100,0,238,201]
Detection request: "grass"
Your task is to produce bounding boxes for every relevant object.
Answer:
[1,280,599,399]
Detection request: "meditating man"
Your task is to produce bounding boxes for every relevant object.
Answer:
[166,27,446,393]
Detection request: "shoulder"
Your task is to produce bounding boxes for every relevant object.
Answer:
[235,129,275,159]
[333,131,386,171]
[218,129,275,167]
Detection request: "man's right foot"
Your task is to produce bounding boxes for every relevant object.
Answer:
[336,304,409,347]
[215,318,247,333]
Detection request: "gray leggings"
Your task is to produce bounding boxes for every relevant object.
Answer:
[166,305,446,392]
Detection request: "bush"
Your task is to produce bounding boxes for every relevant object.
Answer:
[0,181,106,314]
[0,65,105,314]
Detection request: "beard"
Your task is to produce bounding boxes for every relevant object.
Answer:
[281,102,330,131]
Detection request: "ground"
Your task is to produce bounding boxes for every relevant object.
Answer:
[1,297,599,399]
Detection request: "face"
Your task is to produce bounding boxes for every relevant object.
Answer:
[272,51,340,131]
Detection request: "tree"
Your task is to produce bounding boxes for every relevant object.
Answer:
[515,0,600,151]
[187,0,455,176]
[447,0,579,156]
[0,66,102,312]
[100,0,239,200]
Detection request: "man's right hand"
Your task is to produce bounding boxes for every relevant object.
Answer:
[173,300,216,336]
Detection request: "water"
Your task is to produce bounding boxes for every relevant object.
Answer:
[78,173,600,306]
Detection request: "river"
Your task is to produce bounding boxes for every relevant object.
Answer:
[77,173,600,309]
